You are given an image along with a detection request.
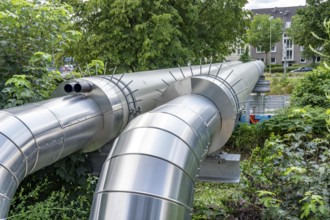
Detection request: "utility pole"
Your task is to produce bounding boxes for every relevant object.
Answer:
[283,45,287,77]
[269,16,273,74]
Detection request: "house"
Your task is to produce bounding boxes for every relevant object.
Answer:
[251,6,305,66]
[227,6,321,67]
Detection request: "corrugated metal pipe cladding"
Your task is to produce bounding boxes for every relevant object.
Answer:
[90,61,265,220]
[0,63,237,219]
[90,93,221,219]
[0,77,134,219]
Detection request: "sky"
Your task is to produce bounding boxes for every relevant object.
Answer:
[245,0,306,9]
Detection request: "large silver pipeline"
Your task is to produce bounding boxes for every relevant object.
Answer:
[90,61,264,219]
[0,62,239,219]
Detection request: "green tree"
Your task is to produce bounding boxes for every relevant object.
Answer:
[290,11,330,109]
[0,0,74,76]
[287,0,330,63]
[2,52,64,108]
[290,64,330,108]
[288,15,317,62]
[68,0,250,72]
[239,46,250,62]
[0,0,81,108]
[247,14,283,65]
[309,19,330,68]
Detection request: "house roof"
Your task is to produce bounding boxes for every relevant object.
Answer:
[251,6,305,21]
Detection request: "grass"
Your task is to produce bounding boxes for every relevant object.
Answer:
[264,73,302,95]
[193,182,242,219]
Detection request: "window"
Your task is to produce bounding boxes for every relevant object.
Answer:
[286,50,293,60]
[271,57,276,64]
[285,22,291,28]
[283,34,294,60]
[256,46,262,53]
[286,39,293,49]
[316,56,321,63]
[271,45,276,52]
[300,46,304,51]
[237,48,245,55]
[300,57,306,63]
[257,58,264,62]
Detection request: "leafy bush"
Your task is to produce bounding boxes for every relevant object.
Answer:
[241,130,329,219]
[261,107,328,138]
[239,46,250,63]
[265,66,298,73]
[225,123,265,156]
[291,66,330,108]
[1,52,64,108]
[8,175,97,220]
[0,0,79,108]
[268,76,299,95]
[194,106,329,219]
[193,182,230,219]
[9,153,97,219]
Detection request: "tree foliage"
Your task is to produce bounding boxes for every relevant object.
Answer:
[239,46,251,62]
[309,19,330,69]
[241,122,330,219]
[68,0,250,72]
[1,52,64,108]
[287,0,330,62]
[247,14,283,65]
[195,107,330,219]
[291,66,330,108]
[0,0,81,108]
[9,153,97,219]
[0,0,75,75]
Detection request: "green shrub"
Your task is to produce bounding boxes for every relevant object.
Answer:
[268,76,299,95]
[241,130,330,219]
[194,107,329,219]
[291,66,330,108]
[265,66,297,73]
[225,123,265,156]
[8,175,97,220]
[9,153,97,219]
[261,107,328,138]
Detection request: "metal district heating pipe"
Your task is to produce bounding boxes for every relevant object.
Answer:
[90,61,264,219]
[0,62,239,219]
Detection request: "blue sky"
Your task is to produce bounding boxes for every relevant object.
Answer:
[245,0,306,9]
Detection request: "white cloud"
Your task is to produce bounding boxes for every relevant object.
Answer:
[245,0,306,9]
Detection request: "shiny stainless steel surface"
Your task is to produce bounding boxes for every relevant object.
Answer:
[90,61,264,220]
[0,95,104,219]
[0,62,238,219]
[53,62,238,152]
[158,61,264,153]
[104,61,241,113]
[90,94,221,220]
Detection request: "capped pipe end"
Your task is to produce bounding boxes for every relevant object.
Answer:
[74,82,93,93]
[63,82,93,93]
[64,82,76,93]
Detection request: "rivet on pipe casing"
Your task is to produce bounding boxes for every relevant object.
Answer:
[74,82,93,93]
